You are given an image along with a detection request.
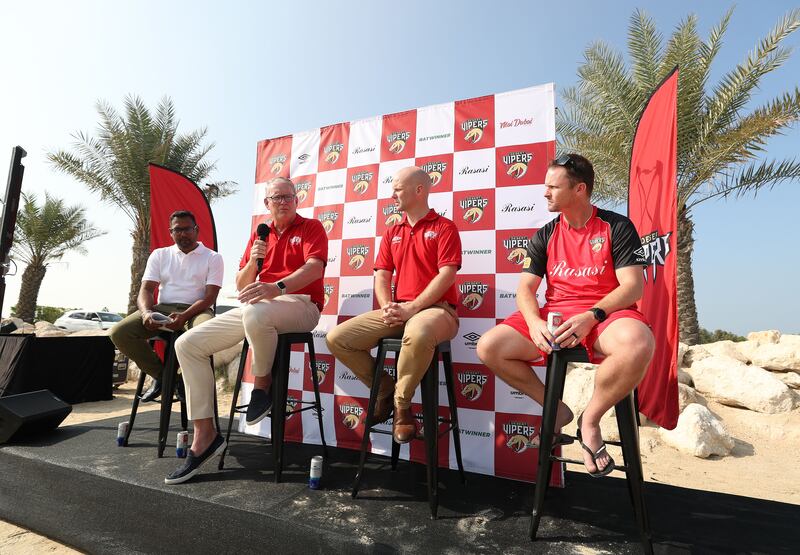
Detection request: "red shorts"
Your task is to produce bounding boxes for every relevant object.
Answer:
[501,306,649,364]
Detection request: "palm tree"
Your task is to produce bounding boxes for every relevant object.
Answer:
[558,7,800,344]
[12,193,105,323]
[47,96,236,313]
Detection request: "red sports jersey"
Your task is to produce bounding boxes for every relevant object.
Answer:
[375,209,461,306]
[523,206,647,312]
[239,214,327,309]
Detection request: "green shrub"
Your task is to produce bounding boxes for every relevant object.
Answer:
[699,328,746,344]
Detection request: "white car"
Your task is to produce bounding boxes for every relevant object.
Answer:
[54,310,123,331]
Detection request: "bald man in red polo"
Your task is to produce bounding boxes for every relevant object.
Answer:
[327,166,461,444]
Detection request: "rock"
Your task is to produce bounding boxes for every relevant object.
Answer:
[677,342,689,367]
[214,341,244,368]
[744,342,800,372]
[684,344,711,366]
[773,371,800,389]
[36,328,69,337]
[127,361,142,381]
[678,383,707,412]
[0,317,24,331]
[687,355,795,413]
[747,330,781,345]
[780,334,800,347]
[563,362,596,418]
[701,340,749,364]
[70,328,110,336]
[677,368,694,387]
[34,321,62,334]
[659,404,735,458]
[225,355,242,386]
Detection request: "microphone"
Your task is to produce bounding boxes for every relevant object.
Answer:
[256,223,270,272]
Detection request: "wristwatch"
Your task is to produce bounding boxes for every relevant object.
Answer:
[589,307,607,323]
[275,281,287,295]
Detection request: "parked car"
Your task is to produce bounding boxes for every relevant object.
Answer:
[54,310,123,331]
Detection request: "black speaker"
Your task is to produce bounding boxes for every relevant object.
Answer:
[0,390,72,444]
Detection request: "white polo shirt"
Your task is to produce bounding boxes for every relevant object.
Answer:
[142,242,224,305]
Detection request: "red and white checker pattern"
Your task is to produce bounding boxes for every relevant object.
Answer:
[242,83,561,484]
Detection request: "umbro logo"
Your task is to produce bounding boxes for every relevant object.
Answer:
[463,332,481,342]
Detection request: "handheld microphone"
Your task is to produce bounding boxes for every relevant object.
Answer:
[256,223,270,272]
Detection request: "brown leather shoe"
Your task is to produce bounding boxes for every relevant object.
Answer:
[393,405,416,444]
[373,374,395,423]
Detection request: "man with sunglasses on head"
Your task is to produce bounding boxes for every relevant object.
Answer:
[477,153,654,478]
[165,177,327,484]
[110,210,224,403]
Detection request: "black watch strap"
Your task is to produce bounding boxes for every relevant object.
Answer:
[590,307,607,323]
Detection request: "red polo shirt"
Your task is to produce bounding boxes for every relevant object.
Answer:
[239,214,327,309]
[374,208,461,306]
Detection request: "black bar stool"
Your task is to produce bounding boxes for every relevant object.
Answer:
[351,338,465,519]
[529,346,652,554]
[123,331,219,457]
[218,332,327,482]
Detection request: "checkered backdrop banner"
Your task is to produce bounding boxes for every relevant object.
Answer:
[239,83,562,484]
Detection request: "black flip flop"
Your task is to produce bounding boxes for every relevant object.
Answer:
[576,414,615,478]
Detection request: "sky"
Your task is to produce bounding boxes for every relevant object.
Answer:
[0,0,797,335]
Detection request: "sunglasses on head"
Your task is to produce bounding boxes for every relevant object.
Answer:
[553,154,577,170]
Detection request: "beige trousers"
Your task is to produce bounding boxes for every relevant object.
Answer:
[175,295,320,420]
[326,303,459,409]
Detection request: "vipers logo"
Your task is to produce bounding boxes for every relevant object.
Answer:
[638,230,671,283]
[502,151,533,179]
[420,160,448,187]
[323,142,344,164]
[339,402,364,429]
[503,421,538,453]
[387,131,410,154]
[346,243,369,270]
[503,235,529,265]
[323,283,335,309]
[461,118,489,144]
[460,195,489,224]
[459,281,488,311]
[458,371,487,401]
[295,180,312,204]
[318,210,340,234]
[382,203,403,226]
[285,396,299,419]
[351,170,373,195]
[313,360,330,385]
[269,154,287,175]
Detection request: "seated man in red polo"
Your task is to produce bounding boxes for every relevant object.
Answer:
[477,153,654,477]
[326,166,461,444]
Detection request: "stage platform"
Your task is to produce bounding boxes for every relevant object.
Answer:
[0,411,797,554]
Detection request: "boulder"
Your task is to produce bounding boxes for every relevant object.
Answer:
[677,342,689,367]
[684,344,711,366]
[214,341,244,368]
[34,321,62,334]
[687,355,795,413]
[0,317,24,332]
[747,330,781,345]
[677,368,694,387]
[659,403,735,458]
[70,328,110,336]
[743,342,800,372]
[700,340,749,364]
[780,334,800,347]
[563,362,596,417]
[773,371,800,389]
[678,383,707,412]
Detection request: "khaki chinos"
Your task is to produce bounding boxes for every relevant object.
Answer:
[326,302,459,409]
[109,303,213,379]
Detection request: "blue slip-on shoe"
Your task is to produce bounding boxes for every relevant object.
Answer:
[245,387,273,426]
[164,434,226,485]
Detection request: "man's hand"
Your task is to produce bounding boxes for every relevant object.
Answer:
[141,311,162,331]
[527,318,554,354]
[238,281,280,304]
[249,239,267,264]
[381,302,418,326]
[164,312,187,332]
[554,311,597,348]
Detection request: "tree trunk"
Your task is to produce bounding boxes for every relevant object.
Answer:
[677,209,700,345]
[127,222,150,314]
[14,262,47,323]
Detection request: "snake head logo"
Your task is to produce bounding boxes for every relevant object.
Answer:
[349,254,365,270]
[270,161,284,175]
[463,207,484,224]
[462,292,484,311]
[321,219,335,234]
[389,139,406,154]
[296,189,308,204]
[428,171,442,186]
[461,382,483,401]
[464,127,483,144]
[507,247,527,265]
[506,162,528,179]
[315,368,327,384]
[506,434,533,453]
[285,398,298,416]
[385,212,403,226]
[353,180,370,195]
[323,292,331,307]
[324,150,340,164]
[342,413,360,429]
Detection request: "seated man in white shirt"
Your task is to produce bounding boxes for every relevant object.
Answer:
[110,210,224,402]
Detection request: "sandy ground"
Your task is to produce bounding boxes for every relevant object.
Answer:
[1,382,797,553]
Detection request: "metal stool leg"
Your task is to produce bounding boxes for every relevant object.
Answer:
[529,351,568,539]
[218,339,249,470]
[307,338,327,456]
[441,349,465,484]
[352,342,387,497]
[421,357,439,519]
[123,371,146,446]
[157,335,179,458]
[616,394,654,555]
[272,339,290,483]
[210,356,221,434]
